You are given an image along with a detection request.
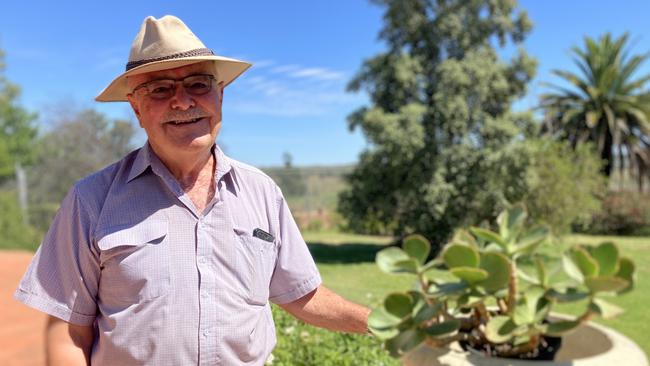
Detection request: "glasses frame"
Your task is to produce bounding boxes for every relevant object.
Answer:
[130,73,217,100]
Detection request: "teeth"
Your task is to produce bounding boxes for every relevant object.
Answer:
[170,117,202,125]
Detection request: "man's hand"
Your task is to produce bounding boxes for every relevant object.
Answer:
[45,315,94,366]
[279,285,371,334]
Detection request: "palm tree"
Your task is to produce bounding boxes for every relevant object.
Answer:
[540,32,650,190]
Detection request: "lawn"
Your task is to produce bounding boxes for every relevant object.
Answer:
[303,231,650,357]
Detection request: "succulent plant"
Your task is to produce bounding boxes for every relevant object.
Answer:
[369,204,636,359]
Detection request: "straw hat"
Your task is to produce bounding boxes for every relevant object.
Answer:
[95,15,251,102]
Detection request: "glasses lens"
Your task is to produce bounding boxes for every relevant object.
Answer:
[145,80,175,100]
[183,75,213,95]
[135,74,214,100]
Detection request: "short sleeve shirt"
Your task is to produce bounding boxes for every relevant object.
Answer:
[15,143,322,365]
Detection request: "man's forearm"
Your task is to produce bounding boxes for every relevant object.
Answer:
[46,316,94,366]
[280,285,371,334]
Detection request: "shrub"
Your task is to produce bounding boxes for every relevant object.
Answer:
[586,190,650,235]
[0,190,39,250]
[270,305,397,365]
[523,140,605,234]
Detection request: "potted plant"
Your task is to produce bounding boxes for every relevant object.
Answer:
[368,205,647,365]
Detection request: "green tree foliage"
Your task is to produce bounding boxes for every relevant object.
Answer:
[523,140,605,234]
[0,48,37,183]
[0,47,39,250]
[0,190,38,250]
[338,0,538,248]
[28,109,135,232]
[540,33,650,187]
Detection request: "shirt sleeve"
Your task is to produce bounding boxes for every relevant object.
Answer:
[268,186,321,304]
[14,186,100,326]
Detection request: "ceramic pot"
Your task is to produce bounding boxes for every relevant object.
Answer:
[402,317,648,366]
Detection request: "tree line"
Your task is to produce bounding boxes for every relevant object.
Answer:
[0,49,135,249]
[337,0,650,251]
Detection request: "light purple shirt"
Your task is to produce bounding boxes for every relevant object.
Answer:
[15,143,321,365]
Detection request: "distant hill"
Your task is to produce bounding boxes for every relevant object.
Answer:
[260,164,354,217]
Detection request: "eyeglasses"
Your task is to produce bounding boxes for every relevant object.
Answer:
[131,74,216,100]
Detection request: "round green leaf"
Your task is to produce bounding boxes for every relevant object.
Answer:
[591,242,619,276]
[385,329,426,357]
[485,315,517,343]
[450,267,488,284]
[442,243,479,269]
[384,293,414,318]
[393,258,419,274]
[429,281,469,297]
[451,229,478,248]
[497,204,526,240]
[546,288,590,303]
[413,303,441,324]
[616,257,635,294]
[403,234,431,265]
[370,326,399,340]
[534,257,548,287]
[423,319,461,337]
[478,252,511,292]
[562,254,584,282]
[572,247,599,278]
[368,308,402,330]
[585,276,630,293]
[545,320,580,336]
[469,227,506,248]
[376,247,410,274]
[513,226,549,255]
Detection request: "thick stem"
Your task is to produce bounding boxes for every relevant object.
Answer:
[507,260,518,314]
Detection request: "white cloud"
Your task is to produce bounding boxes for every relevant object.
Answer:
[289,67,345,81]
[227,59,361,117]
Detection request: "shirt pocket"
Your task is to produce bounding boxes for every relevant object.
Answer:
[97,219,170,303]
[233,226,278,306]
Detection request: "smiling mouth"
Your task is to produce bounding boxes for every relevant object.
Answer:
[166,117,205,125]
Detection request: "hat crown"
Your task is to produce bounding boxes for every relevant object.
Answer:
[129,15,206,63]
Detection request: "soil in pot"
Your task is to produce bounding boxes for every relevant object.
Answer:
[459,335,563,361]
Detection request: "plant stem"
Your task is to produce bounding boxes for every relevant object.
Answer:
[507,260,518,314]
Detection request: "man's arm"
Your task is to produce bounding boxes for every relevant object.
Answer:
[279,285,370,334]
[45,316,94,366]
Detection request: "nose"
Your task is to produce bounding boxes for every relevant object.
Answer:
[169,82,195,110]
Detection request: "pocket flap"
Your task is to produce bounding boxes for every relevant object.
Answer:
[98,219,168,250]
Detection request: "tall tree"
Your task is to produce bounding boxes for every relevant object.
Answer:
[540,33,650,188]
[0,47,39,248]
[28,108,135,232]
[338,0,537,247]
[0,48,37,183]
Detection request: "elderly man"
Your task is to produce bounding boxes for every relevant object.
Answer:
[15,15,370,365]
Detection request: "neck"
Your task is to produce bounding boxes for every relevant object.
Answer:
[151,144,215,189]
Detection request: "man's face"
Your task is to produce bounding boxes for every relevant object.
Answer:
[127,61,225,160]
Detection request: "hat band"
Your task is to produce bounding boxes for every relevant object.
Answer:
[125,48,215,71]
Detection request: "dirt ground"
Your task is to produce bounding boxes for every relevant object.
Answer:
[0,251,46,366]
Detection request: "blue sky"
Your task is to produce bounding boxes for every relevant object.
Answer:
[1,1,649,167]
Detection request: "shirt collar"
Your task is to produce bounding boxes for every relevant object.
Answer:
[127,142,241,194]
[126,143,153,183]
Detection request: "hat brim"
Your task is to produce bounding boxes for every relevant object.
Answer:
[95,55,252,102]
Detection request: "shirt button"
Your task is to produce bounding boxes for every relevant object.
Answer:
[203,330,210,337]
[198,257,206,264]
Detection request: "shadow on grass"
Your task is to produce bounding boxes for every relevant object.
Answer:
[307,242,387,264]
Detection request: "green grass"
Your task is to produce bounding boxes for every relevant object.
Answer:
[305,231,650,356]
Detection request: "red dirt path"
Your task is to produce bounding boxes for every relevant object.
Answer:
[0,251,46,366]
